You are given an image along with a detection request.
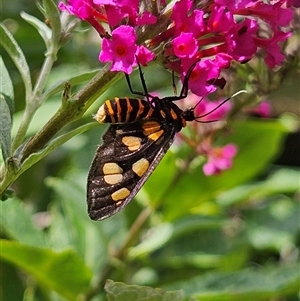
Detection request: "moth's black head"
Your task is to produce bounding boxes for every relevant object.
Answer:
[182,108,196,122]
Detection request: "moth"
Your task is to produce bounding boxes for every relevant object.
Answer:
[87,61,223,220]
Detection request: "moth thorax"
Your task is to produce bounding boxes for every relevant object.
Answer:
[94,104,107,123]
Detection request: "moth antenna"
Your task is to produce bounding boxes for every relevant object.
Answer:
[195,90,247,121]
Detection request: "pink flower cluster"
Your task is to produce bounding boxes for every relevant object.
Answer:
[59,0,157,73]
[59,0,295,90]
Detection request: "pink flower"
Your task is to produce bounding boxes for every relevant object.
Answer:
[239,1,294,30]
[181,59,221,97]
[105,3,141,27]
[58,0,108,36]
[93,0,115,4]
[215,0,254,10]
[202,144,238,176]
[96,0,156,27]
[226,18,258,62]
[58,0,94,20]
[104,5,129,27]
[94,0,138,10]
[247,100,272,118]
[171,0,205,36]
[214,53,232,69]
[172,32,198,59]
[136,45,155,66]
[254,31,291,68]
[99,25,138,74]
[287,0,300,7]
[208,5,235,33]
[137,11,157,25]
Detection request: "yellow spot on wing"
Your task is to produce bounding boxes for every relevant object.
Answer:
[132,158,150,177]
[103,163,123,175]
[148,129,164,141]
[111,188,130,201]
[143,121,161,135]
[104,174,123,185]
[122,136,142,151]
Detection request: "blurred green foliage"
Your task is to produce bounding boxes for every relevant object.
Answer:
[0,1,299,301]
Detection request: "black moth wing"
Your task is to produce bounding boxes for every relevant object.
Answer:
[87,118,176,220]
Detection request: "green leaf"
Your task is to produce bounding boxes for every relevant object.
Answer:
[45,174,97,256]
[217,167,300,206]
[0,94,12,161]
[17,122,98,174]
[0,260,24,301]
[42,0,62,45]
[0,55,14,161]
[129,216,239,277]
[0,55,14,114]
[0,23,32,99]
[11,99,60,138]
[129,216,225,260]
[0,240,92,301]
[164,264,300,301]
[0,198,46,247]
[20,11,52,49]
[216,119,290,187]
[243,195,299,251]
[105,279,184,301]
[44,69,99,99]
[129,223,174,259]
[46,171,127,273]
